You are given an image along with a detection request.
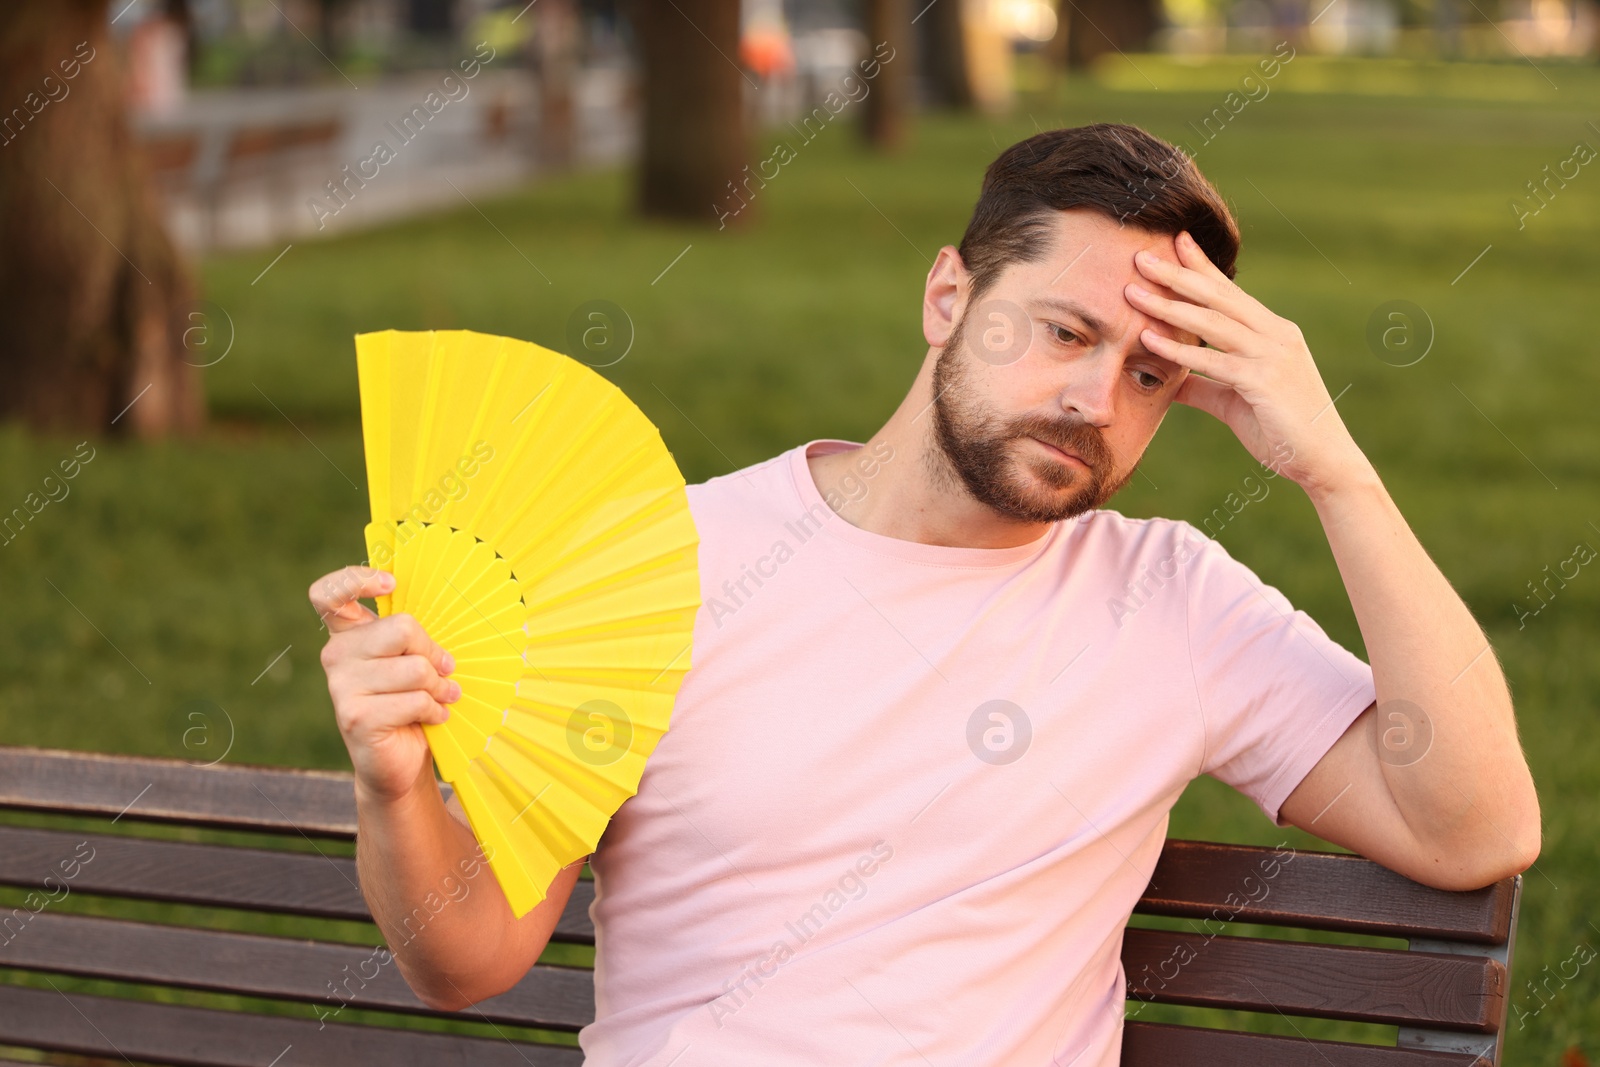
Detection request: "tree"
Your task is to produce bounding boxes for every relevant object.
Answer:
[1058,0,1161,70]
[922,0,975,110]
[626,0,747,223]
[1043,0,1072,78]
[862,0,914,150]
[0,0,201,437]
[532,0,580,172]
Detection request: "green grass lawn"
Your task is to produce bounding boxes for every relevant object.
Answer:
[2,63,1597,1059]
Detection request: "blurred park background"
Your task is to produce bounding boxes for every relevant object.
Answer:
[1,0,1597,1058]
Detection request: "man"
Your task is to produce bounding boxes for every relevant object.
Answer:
[311,123,1540,1065]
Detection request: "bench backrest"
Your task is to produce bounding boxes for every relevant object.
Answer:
[0,745,1519,1065]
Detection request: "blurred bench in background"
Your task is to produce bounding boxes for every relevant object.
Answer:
[139,114,342,251]
[129,69,634,255]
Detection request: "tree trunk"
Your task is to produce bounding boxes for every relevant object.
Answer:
[0,0,201,438]
[921,0,973,110]
[862,0,913,150]
[165,0,200,80]
[627,0,746,224]
[533,0,579,172]
[1063,0,1161,69]
[1043,0,1071,75]
[405,0,454,36]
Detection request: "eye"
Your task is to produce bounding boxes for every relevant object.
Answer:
[1046,323,1082,346]
[1132,369,1166,392]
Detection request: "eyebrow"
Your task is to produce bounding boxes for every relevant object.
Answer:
[1025,296,1188,373]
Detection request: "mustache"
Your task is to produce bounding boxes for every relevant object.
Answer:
[1008,414,1111,470]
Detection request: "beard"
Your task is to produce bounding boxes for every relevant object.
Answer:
[927,311,1139,524]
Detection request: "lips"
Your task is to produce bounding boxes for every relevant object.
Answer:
[1028,436,1088,467]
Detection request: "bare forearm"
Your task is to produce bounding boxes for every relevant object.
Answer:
[1117,232,1538,881]
[1307,457,1539,863]
[353,765,513,1008]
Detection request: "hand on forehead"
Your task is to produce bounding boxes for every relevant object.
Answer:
[1014,212,1202,355]
[1124,237,1201,352]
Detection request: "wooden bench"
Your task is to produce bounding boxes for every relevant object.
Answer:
[0,745,1521,1065]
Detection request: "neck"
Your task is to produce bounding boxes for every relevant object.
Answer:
[806,351,1056,550]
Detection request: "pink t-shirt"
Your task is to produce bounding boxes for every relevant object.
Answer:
[581,438,1375,1066]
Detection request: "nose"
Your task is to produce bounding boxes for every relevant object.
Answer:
[1059,343,1122,428]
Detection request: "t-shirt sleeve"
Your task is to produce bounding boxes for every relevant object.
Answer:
[1179,521,1377,827]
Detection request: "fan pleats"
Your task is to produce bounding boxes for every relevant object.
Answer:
[356,330,700,918]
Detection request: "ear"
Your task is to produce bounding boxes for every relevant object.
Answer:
[923,246,967,349]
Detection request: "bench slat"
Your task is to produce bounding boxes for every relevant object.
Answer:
[1123,1020,1489,1066]
[558,878,598,944]
[0,825,597,943]
[0,746,362,837]
[1135,841,1514,944]
[0,824,367,920]
[1122,928,1505,1031]
[0,911,595,1031]
[0,984,581,1066]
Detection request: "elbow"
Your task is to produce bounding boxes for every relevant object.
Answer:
[403,966,501,1014]
[424,955,535,1013]
[1489,779,1544,885]
[1425,767,1543,892]
[414,979,488,1013]
[416,987,470,1013]
[1496,815,1542,884]
[1422,811,1541,892]
[1408,849,1529,892]
[1450,839,1539,892]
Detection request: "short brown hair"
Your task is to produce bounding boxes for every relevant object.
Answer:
[957,123,1240,302]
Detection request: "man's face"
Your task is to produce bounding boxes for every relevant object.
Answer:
[929,208,1200,524]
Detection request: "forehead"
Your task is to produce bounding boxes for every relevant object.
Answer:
[984,208,1196,353]
[1008,207,1181,295]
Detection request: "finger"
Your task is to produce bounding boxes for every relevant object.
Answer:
[415,690,453,726]
[1126,284,1253,353]
[350,612,456,679]
[320,598,380,632]
[1174,229,1238,286]
[1140,327,1232,380]
[1135,242,1277,335]
[1171,371,1238,421]
[309,566,393,634]
[353,653,462,703]
[349,688,452,733]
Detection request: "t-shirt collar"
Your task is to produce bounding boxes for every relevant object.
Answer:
[786,438,1067,568]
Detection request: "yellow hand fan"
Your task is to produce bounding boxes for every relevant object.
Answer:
[355,328,700,918]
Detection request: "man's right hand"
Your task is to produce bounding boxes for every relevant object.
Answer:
[306,563,583,1012]
[309,565,460,804]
